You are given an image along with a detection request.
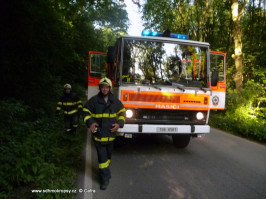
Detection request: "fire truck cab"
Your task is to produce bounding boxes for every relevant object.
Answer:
[88,31,226,148]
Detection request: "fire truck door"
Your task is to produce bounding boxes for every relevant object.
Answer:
[88,51,107,100]
[210,51,226,110]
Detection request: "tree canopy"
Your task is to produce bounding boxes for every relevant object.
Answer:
[0,0,128,111]
[141,0,265,90]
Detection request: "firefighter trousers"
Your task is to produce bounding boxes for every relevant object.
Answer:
[64,113,79,134]
[93,140,114,183]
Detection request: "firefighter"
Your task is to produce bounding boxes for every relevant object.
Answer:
[83,77,126,190]
[56,84,83,134]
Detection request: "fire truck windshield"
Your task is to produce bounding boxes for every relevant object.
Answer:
[122,39,208,88]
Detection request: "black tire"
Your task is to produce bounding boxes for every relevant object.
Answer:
[172,134,191,148]
[114,136,127,148]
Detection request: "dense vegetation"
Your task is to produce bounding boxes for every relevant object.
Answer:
[140,0,266,142]
[0,0,265,198]
[0,0,128,198]
[0,99,87,198]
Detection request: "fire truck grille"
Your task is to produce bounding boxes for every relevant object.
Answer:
[129,93,180,103]
[126,109,207,125]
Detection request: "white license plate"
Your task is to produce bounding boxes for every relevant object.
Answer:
[156,127,178,133]
[124,134,132,138]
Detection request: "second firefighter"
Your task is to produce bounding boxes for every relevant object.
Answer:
[56,84,82,134]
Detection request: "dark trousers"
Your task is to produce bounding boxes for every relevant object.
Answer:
[64,113,79,134]
[93,140,114,183]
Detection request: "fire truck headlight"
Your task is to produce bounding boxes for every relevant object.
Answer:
[196,112,204,120]
[126,109,134,118]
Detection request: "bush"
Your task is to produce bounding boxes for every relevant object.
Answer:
[210,81,266,143]
[210,111,266,143]
[0,99,86,198]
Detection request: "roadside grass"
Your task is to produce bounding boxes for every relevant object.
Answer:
[209,110,266,144]
[209,83,266,144]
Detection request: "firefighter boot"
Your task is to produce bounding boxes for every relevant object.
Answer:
[72,124,78,134]
[71,126,77,135]
[100,180,109,190]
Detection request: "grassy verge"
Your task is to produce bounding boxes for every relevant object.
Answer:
[209,110,266,144]
[209,82,266,144]
[0,99,87,198]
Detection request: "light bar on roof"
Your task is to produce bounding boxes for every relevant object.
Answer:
[170,33,189,39]
[142,30,151,36]
[141,30,189,39]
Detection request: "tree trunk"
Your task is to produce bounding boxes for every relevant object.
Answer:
[203,0,210,41]
[231,0,247,89]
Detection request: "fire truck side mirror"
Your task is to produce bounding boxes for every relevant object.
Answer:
[211,70,219,86]
[107,46,115,63]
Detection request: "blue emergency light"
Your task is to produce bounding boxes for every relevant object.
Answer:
[142,30,151,36]
[170,33,189,39]
[141,30,189,39]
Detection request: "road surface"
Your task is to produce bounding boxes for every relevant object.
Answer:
[75,128,266,199]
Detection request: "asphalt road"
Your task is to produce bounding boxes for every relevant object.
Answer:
[76,128,266,199]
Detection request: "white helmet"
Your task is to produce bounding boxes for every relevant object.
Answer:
[98,77,112,89]
[64,83,72,89]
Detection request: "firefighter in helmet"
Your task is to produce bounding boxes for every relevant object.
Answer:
[83,77,126,190]
[56,84,83,134]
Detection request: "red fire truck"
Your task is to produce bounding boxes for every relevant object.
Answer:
[87,31,226,148]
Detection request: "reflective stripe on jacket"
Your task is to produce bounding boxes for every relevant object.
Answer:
[56,92,82,115]
[83,92,126,141]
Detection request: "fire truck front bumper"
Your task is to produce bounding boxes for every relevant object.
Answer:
[118,124,210,135]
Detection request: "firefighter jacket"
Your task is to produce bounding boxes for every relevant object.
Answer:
[56,92,82,115]
[83,92,126,142]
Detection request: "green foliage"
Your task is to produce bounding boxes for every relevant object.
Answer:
[0,0,128,198]
[210,112,266,143]
[97,27,127,51]
[142,0,232,49]
[0,99,87,198]
[0,0,128,109]
[241,0,266,90]
[210,81,266,143]
[0,0,128,197]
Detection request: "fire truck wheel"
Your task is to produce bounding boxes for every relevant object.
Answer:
[172,135,191,148]
[114,136,127,148]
